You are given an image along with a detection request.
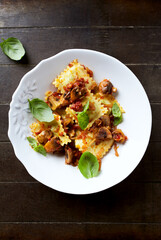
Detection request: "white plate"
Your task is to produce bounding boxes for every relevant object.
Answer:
[8,49,152,194]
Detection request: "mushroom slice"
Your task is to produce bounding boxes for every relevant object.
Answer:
[99,79,113,95]
[99,115,111,127]
[65,146,73,164]
[47,93,69,111]
[95,127,112,145]
[44,137,63,153]
[37,130,53,145]
[70,87,87,102]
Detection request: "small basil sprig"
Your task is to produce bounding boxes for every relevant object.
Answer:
[78,151,99,179]
[27,137,46,156]
[112,102,122,126]
[0,37,25,60]
[28,98,54,122]
[77,100,89,130]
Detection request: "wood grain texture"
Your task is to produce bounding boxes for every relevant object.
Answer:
[0,28,161,65]
[0,142,160,183]
[0,223,161,240]
[0,64,161,104]
[0,182,159,222]
[0,0,160,239]
[0,0,161,27]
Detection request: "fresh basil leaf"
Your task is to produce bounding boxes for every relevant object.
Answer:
[27,137,37,148]
[112,102,121,118]
[83,100,89,112]
[113,115,123,126]
[28,98,54,122]
[78,152,99,179]
[34,145,47,156]
[0,37,25,61]
[77,100,90,129]
[77,111,89,130]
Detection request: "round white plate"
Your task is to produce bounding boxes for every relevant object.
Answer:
[8,49,152,194]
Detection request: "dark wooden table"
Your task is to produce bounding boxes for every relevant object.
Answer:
[0,0,161,239]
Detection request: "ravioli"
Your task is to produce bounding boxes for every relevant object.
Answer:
[65,92,108,129]
[75,131,114,160]
[30,114,71,146]
[51,114,71,146]
[53,59,96,93]
[96,93,125,113]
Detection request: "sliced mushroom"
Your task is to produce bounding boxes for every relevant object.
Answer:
[70,87,87,102]
[99,79,113,95]
[90,115,110,132]
[70,87,80,102]
[99,115,111,127]
[95,127,112,145]
[37,130,53,145]
[44,137,62,153]
[47,93,69,111]
[90,81,98,93]
[112,129,127,143]
[90,119,102,133]
[64,91,71,101]
[65,146,73,164]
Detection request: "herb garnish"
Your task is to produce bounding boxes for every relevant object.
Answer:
[77,100,89,130]
[0,37,25,61]
[78,151,99,179]
[27,137,46,156]
[112,102,122,126]
[28,98,54,123]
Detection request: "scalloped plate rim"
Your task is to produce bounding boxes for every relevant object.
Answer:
[8,49,152,195]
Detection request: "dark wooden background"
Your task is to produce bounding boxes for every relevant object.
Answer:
[0,0,161,239]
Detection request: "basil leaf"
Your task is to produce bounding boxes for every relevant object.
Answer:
[34,145,47,156]
[113,115,123,126]
[77,100,90,129]
[27,137,37,148]
[77,111,89,130]
[0,37,25,61]
[27,137,46,156]
[112,102,121,118]
[28,98,54,122]
[78,152,99,179]
[83,100,89,112]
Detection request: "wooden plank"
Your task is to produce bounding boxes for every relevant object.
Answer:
[0,0,109,28]
[0,64,161,104]
[1,103,160,142]
[0,0,161,28]
[0,65,33,104]
[0,223,161,240]
[0,142,160,183]
[110,0,161,26]
[0,104,9,142]
[108,28,161,64]
[0,143,36,182]
[0,182,158,222]
[0,28,161,65]
[127,64,161,103]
